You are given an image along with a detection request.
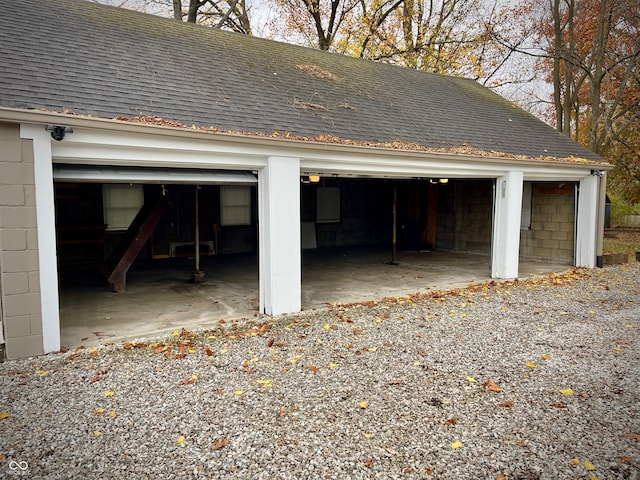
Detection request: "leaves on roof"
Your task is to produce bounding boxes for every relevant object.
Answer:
[44,109,606,166]
[293,99,329,111]
[113,115,605,165]
[296,64,338,81]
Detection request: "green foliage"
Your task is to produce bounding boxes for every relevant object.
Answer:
[608,192,640,227]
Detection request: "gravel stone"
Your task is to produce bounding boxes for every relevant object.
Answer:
[1,264,639,479]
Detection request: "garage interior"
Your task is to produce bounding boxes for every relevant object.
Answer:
[53,168,573,349]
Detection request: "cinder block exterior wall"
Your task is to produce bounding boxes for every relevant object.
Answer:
[0,122,44,359]
[519,183,575,263]
[454,180,493,253]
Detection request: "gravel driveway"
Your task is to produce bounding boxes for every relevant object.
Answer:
[1,264,639,479]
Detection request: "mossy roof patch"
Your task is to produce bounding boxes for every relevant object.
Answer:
[0,0,605,163]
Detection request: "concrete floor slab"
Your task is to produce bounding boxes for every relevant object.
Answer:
[59,248,571,349]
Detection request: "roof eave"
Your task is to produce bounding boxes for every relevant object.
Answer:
[0,107,612,171]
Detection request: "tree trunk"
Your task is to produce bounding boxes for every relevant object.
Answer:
[173,0,182,20]
[551,0,564,132]
[187,0,202,23]
[588,0,611,153]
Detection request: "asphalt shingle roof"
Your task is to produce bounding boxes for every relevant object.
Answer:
[0,0,604,162]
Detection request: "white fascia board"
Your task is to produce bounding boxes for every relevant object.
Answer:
[53,133,598,181]
[299,158,602,181]
[9,108,610,180]
[52,142,266,170]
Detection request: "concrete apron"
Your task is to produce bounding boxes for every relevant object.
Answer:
[58,248,571,349]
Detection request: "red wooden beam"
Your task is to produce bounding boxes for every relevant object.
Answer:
[108,194,167,293]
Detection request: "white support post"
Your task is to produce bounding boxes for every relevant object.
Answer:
[21,125,61,353]
[576,174,599,267]
[492,171,524,279]
[258,156,301,315]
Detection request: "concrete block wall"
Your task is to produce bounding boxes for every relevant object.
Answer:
[454,180,493,253]
[0,123,44,359]
[520,183,575,263]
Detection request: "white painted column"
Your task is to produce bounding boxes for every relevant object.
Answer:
[491,171,524,279]
[21,124,60,353]
[259,156,301,315]
[575,173,599,267]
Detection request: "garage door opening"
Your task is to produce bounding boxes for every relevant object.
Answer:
[299,176,495,302]
[53,165,259,347]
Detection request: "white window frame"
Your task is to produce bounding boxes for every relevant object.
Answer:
[220,185,251,226]
[102,184,144,231]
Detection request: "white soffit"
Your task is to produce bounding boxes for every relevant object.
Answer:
[52,164,257,185]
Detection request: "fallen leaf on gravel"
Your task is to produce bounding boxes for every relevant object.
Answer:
[466,376,477,383]
[527,362,537,369]
[446,418,458,425]
[94,408,105,415]
[500,401,514,408]
[559,388,574,395]
[551,403,567,408]
[624,433,640,441]
[584,461,597,470]
[613,346,624,352]
[363,458,374,467]
[180,374,198,385]
[451,440,464,449]
[359,400,369,409]
[204,347,214,357]
[104,391,115,397]
[109,411,117,418]
[425,468,433,475]
[36,370,49,376]
[0,412,10,420]
[212,439,229,450]
[328,363,339,369]
[308,366,319,372]
[256,379,272,386]
[176,436,185,444]
[483,381,501,392]
[542,354,550,360]
[353,329,364,335]
[570,458,581,466]
[93,431,102,436]
[278,406,286,417]
[388,379,404,385]
[403,467,413,473]
[619,456,632,463]
[233,390,244,395]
